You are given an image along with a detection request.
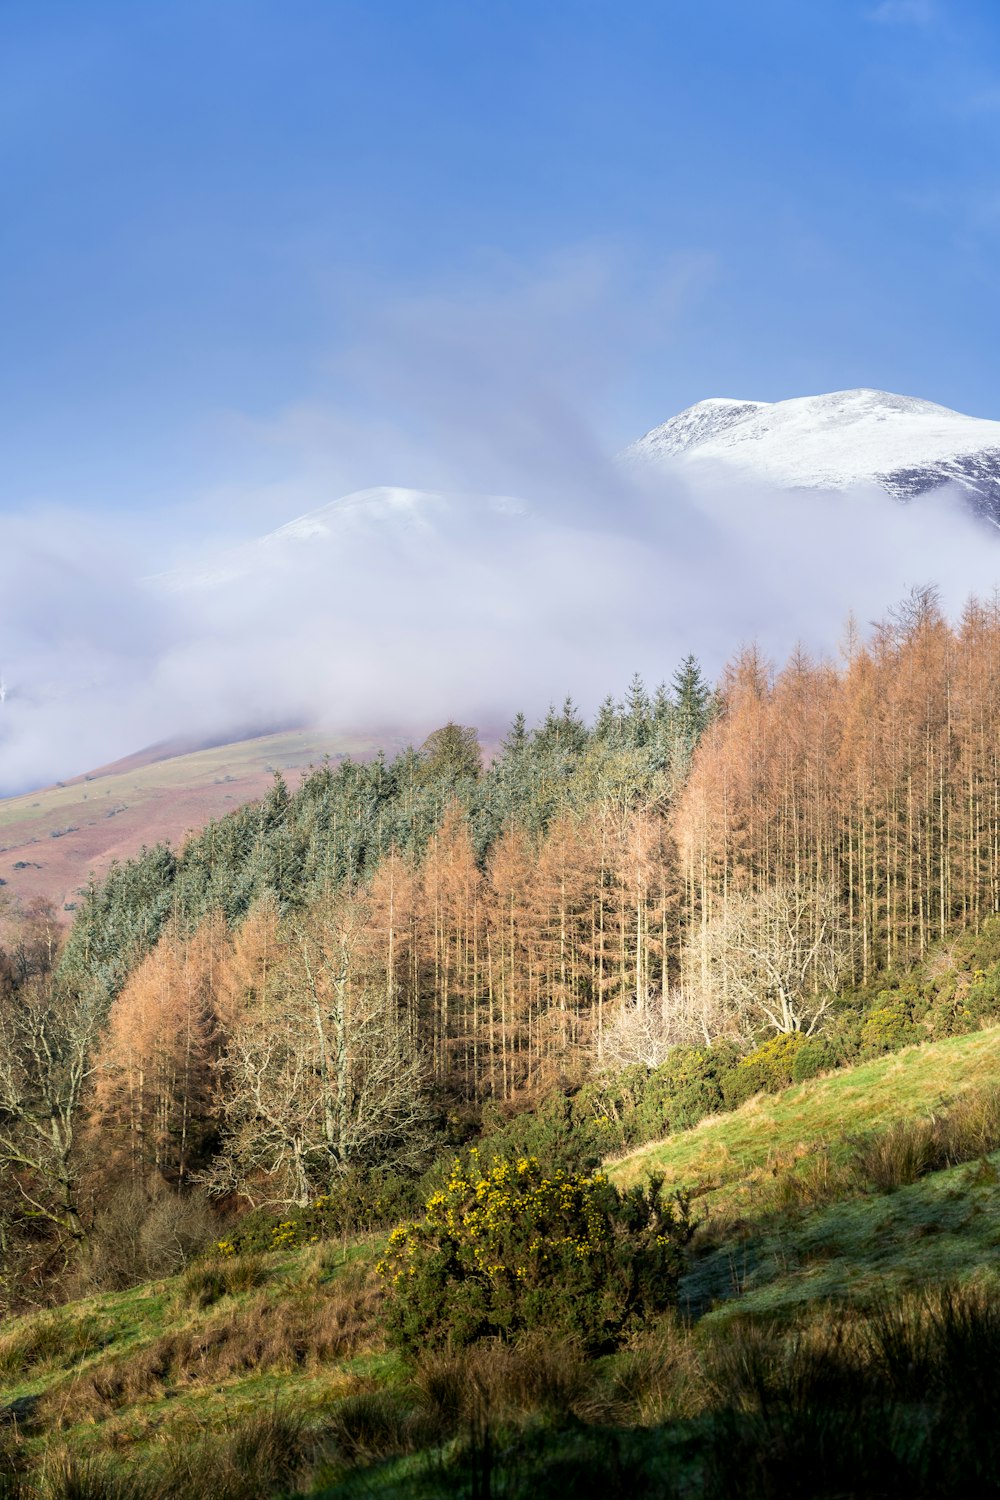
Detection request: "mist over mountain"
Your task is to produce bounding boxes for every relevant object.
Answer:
[2,388,1000,795]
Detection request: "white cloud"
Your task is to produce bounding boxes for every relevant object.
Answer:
[0,466,996,795]
[1,252,997,793]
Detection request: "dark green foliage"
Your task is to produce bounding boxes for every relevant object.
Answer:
[472,1042,740,1180]
[479,1092,604,1172]
[721,1034,807,1108]
[858,993,921,1058]
[791,1037,835,1082]
[630,1044,740,1135]
[581,1045,738,1152]
[222,1167,425,1254]
[57,843,177,1008]
[379,1155,693,1355]
[671,653,715,745]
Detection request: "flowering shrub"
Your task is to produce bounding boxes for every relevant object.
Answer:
[218,1168,423,1255]
[377,1152,692,1353]
[722,1033,808,1107]
[859,996,920,1058]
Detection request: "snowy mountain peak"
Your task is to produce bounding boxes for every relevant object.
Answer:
[639,398,769,457]
[627,387,1000,522]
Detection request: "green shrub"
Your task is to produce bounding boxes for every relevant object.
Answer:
[223,1167,423,1254]
[633,1043,739,1137]
[858,995,920,1058]
[722,1034,807,1108]
[791,1038,835,1082]
[961,965,1000,1019]
[949,915,1000,975]
[378,1153,692,1355]
[478,1093,603,1174]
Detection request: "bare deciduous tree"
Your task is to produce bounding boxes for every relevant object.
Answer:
[685,882,853,1037]
[204,895,431,1207]
[0,978,102,1239]
[601,995,672,1070]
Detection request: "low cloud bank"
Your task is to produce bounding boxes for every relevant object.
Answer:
[0,465,995,795]
[2,257,997,792]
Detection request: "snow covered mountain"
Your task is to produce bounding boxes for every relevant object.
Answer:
[9,384,1000,795]
[156,486,529,592]
[154,387,1000,602]
[626,389,1000,523]
[159,389,1000,597]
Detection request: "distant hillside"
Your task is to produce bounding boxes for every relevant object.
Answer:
[0,728,391,917]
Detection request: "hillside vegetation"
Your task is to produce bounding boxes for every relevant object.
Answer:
[611,1026,1000,1195]
[3,1030,1000,1495]
[0,729,378,918]
[6,596,1000,1492]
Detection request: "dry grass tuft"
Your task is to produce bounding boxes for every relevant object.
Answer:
[413,1334,592,1431]
[324,1388,419,1464]
[850,1116,940,1194]
[176,1253,270,1310]
[0,1313,114,1382]
[598,1323,704,1425]
[34,1407,310,1500]
[40,1268,381,1428]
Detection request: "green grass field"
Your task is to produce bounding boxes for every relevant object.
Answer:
[5,1027,1000,1496]
[609,1026,1000,1197]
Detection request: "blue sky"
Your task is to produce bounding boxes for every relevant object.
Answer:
[2,0,1000,531]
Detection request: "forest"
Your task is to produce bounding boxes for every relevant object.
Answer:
[4,589,1000,1291]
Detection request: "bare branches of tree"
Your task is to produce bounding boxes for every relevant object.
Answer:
[685,882,853,1038]
[204,894,431,1207]
[0,978,102,1239]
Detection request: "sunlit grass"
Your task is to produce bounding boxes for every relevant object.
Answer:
[609,1026,1000,1201]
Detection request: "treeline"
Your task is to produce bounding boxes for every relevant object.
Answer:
[59,660,712,1010]
[0,666,714,1279]
[678,589,1000,980]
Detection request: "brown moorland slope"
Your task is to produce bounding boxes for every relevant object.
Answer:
[0,728,393,917]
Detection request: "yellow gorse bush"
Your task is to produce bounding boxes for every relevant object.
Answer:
[377,1150,692,1353]
[377,1151,614,1287]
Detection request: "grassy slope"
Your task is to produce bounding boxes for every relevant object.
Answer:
[0,1242,390,1470]
[607,1026,1000,1324]
[5,1029,1000,1492]
[686,1149,1000,1323]
[609,1026,1000,1197]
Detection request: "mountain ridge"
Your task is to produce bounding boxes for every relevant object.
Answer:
[626,386,1000,522]
[159,387,1000,597]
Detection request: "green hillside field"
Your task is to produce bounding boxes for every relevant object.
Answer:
[5,1027,1000,1496]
